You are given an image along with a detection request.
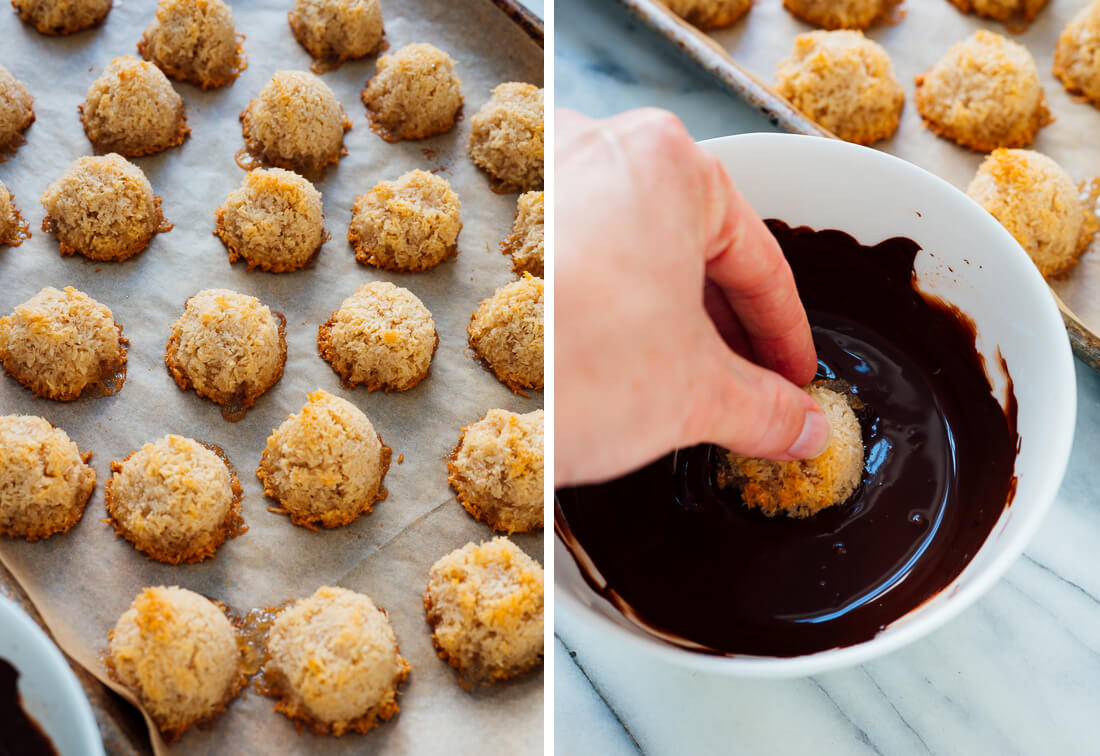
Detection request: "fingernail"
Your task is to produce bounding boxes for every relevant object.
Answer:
[787,409,831,459]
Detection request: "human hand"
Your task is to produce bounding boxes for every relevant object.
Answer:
[555,108,829,487]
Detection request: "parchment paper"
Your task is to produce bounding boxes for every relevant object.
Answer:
[699,0,1100,330]
[0,1,543,753]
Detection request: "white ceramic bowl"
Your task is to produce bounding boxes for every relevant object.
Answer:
[0,595,105,755]
[556,133,1077,677]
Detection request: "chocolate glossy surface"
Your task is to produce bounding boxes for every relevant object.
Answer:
[0,657,58,756]
[556,220,1019,657]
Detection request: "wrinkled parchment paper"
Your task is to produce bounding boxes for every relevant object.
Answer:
[700,0,1100,330]
[0,1,543,753]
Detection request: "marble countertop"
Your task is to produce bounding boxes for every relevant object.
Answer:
[555,1,1100,753]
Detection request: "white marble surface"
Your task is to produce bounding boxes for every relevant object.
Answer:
[554,1,1100,753]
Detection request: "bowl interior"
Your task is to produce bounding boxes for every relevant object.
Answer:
[0,597,105,756]
[556,133,1077,677]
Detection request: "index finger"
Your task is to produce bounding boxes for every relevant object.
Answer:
[702,156,818,386]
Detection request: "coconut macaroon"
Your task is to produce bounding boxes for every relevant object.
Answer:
[425,538,544,689]
[1054,1,1100,108]
[914,30,1050,152]
[0,66,34,156]
[108,586,245,743]
[80,56,190,157]
[361,43,463,141]
[449,409,544,534]
[0,181,29,247]
[239,70,351,176]
[0,286,127,401]
[721,383,864,518]
[967,149,1095,278]
[258,390,391,529]
[775,31,904,146]
[262,586,409,736]
[138,0,246,89]
[947,0,1047,26]
[468,273,544,392]
[348,169,461,272]
[165,289,287,419]
[502,190,544,277]
[783,0,899,29]
[214,168,326,272]
[469,82,544,193]
[0,415,95,541]
[41,155,169,262]
[290,0,384,70]
[662,0,751,29]
[11,0,112,34]
[105,435,245,564]
[318,282,438,392]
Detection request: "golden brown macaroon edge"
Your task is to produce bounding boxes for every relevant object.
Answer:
[12,0,111,36]
[77,77,192,158]
[213,199,330,274]
[103,592,248,744]
[447,421,543,535]
[0,421,95,542]
[946,0,1048,29]
[0,303,129,402]
[163,294,288,420]
[668,0,753,30]
[913,60,1052,153]
[257,598,411,736]
[256,430,392,531]
[1,189,31,246]
[237,91,353,178]
[136,16,248,89]
[465,277,545,395]
[345,182,461,273]
[41,193,172,263]
[421,581,543,690]
[288,4,387,74]
[103,440,247,565]
[782,0,903,30]
[316,304,440,393]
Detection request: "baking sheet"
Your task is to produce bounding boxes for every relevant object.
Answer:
[0,0,543,754]
[616,0,1100,367]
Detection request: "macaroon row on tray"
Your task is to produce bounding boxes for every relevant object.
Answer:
[616,0,1100,368]
[0,0,544,753]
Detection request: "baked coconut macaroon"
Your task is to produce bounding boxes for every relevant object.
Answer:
[1054,0,1100,108]
[80,56,189,157]
[361,43,463,141]
[214,168,326,272]
[41,154,169,262]
[108,586,245,743]
[425,538,544,689]
[469,82,544,193]
[258,390,391,529]
[968,149,1095,278]
[290,0,384,71]
[946,0,1047,27]
[0,286,127,401]
[0,180,30,247]
[502,190,543,277]
[914,30,1051,152]
[164,289,287,420]
[721,383,864,518]
[105,435,245,564]
[0,415,95,541]
[0,66,34,157]
[347,169,461,272]
[449,409,544,534]
[783,0,899,29]
[138,0,246,89]
[239,70,351,176]
[662,0,751,29]
[468,273,544,392]
[775,31,903,146]
[318,281,437,392]
[262,586,409,736]
[12,0,111,35]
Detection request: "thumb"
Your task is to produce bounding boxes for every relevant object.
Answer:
[683,343,831,461]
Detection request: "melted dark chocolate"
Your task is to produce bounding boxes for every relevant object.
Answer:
[0,658,59,756]
[556,220,1019,657]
